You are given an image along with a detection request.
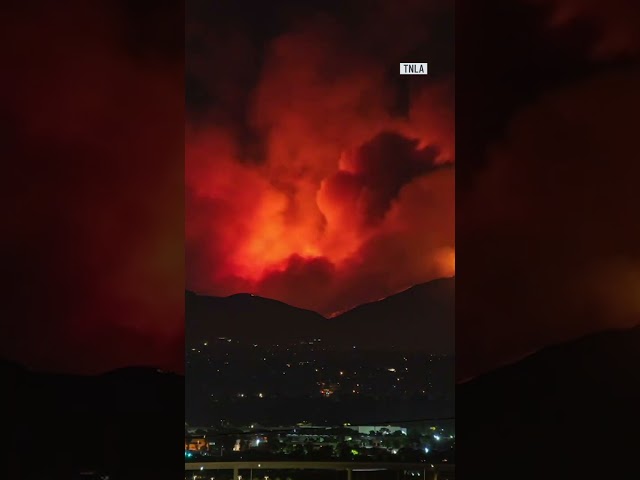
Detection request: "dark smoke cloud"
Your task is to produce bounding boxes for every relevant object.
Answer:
[186,0,455,315]
[321,132,440,228]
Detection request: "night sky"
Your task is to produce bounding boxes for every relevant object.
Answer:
[186,0,455,316]
[2,0,638,377]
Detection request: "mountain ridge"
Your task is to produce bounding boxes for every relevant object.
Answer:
[457,323,640,478]
[186,277,455,352]
[458,323,640,384]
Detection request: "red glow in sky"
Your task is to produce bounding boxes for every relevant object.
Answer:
[2,2,184,373]
[186,8,455,315]
[456,0,640,379]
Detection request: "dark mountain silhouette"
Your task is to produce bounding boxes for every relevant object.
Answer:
[327,277,454,352]
[457,325,640,479]
[6,360,184,479]
[186,277,454,352]
[186,290,326,345]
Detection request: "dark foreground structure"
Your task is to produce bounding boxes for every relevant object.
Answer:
[184,461,455,480]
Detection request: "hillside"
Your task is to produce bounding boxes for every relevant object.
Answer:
[329,277,454,352]
[186,291,326,345]
[456,325,640,479]
[186,277,455,352]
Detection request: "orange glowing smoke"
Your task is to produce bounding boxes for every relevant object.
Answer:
[187,9,455,315]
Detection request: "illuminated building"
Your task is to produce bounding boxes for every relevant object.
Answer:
[348,425,407,436]
[185,436,208,452]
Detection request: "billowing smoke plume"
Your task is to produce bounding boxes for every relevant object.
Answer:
[187,1,455,315]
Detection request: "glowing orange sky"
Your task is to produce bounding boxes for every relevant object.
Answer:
[186,8,455,315]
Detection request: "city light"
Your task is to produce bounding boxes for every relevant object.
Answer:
[185,339,455,465]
